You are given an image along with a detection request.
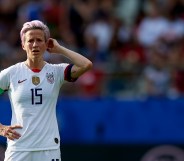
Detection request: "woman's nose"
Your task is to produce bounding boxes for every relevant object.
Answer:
[33,41,38,46]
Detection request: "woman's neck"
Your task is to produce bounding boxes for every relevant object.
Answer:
[25,59,46,70]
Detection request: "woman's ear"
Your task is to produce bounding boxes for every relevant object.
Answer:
[21,44,25,50]
[47,38,54,48]
[22,43,26,50]
[46,38,54,52]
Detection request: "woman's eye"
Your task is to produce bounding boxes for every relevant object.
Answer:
[28,40,33,43]
[37,39,43,42]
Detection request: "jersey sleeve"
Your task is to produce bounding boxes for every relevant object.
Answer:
[53,63,69,85]
[0,68,10,94]
[64,64,78,82]
[54,63,78,84]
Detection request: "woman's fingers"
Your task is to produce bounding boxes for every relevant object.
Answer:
[11,125,23,129]
[4,125,22,140]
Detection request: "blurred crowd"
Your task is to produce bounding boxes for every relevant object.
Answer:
[1,0,184,99]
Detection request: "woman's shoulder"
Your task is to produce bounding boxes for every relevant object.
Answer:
[46,62,69,68]
[1,62,25,73]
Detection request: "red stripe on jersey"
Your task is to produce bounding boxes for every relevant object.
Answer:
[32,69,41,73]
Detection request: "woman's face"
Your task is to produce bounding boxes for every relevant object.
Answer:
[22,29,47,60]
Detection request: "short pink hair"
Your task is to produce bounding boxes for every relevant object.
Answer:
[20,20,50,44]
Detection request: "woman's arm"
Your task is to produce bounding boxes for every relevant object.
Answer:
[47,38,93,79]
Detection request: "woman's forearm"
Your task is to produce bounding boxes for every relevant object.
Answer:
[58,46,92,69]
[48,38,93,78]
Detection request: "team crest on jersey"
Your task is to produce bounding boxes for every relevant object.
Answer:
[32,76,40,85]
[46,72,54,84]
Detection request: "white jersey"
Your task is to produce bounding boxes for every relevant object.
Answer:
[0,62,69,151]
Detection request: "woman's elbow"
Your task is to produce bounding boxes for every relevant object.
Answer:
[76,60,93,76]
[86,60,93,70]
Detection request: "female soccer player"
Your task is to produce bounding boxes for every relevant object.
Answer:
[0,20,92,161]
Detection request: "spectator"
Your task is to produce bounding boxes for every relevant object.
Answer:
[141,47,171,97]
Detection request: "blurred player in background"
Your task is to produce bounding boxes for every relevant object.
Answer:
[0,20,92,161]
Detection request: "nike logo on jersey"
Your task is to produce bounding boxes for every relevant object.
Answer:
[18,79,27,84]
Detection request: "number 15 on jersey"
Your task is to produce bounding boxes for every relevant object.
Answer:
[31,88,42,105]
